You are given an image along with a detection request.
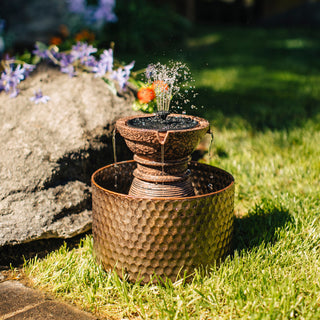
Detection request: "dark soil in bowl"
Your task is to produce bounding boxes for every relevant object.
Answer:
[127,115,199,131]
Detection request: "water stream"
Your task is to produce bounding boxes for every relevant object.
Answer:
[161,143,165,177]
[112,128,118,189]
[208,131,214,160]
[207,131,214,191]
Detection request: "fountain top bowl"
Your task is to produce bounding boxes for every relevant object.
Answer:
[116,113,210,161]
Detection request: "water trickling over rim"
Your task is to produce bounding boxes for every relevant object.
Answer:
[127,114,199,131]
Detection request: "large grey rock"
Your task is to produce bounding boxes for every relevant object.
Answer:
[0,64,136,247]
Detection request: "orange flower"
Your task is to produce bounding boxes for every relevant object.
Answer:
[137,87,156,104]
[49,36,63,45]
[75,29,95,42]
[59,24,70,38]
[152,80,169,92]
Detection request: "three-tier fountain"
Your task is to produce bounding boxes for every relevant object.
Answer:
[91,62,235,284]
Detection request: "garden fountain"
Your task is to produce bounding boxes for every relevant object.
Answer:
[91,62,235,284]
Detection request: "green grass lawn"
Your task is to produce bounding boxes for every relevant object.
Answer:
[24,26,320,319]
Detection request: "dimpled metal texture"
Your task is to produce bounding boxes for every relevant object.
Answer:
[92,161,234,284]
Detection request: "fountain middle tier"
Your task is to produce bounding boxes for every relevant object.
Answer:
[130,155,194,198]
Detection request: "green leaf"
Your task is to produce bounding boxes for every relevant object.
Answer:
[35,41,48,52]
[103,78,117,96]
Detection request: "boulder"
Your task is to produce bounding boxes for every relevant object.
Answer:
[0,64,136,250]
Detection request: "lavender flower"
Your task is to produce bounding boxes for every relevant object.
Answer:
[92,48,113,77]
[23,63,36,77]
[0,64,28,97]
[84,55,97,67]
[124,61,135,75]
[70,42,97,64]
[100,48,113,72]
[30,89,50,104]
[58,43,98,76]
[32,43,49,59]
[67,0,117,26]
[94,0,118,24]
[12,64,25,82]
[111,68,126,90]
[67,0,86,14]
[60,53,76,77]
[111,61,135,90]
[61,64,77,77]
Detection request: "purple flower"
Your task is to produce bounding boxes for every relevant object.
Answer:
[111,68,126,90]
[23,63,36,77]
[60,53,73,66]
[92,48,113,76]
[67,0,86,14]
[59,53,76,77]
[124,61,135,75]
[30,89,50,104]
[100,49,113,71]
[61,64,76,77]
[0,61,36,97]
[94,0,117,24]
[0,64,27,97]
[67,0,117,25]
[84,55,97,68]
[33,42,63,63]
[111,61,135,90]
[13,64,25,82]
[33,43,49,59]
[70,42,97,64]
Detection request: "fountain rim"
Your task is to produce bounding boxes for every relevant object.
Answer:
[91,160,235,200]
[116,113,210,134]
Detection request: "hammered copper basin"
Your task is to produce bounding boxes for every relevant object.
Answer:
[92,161,234,284]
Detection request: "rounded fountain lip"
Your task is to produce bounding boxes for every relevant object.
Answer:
[117,113,209,134]
[116,113,210,159]
[91,160,234,200]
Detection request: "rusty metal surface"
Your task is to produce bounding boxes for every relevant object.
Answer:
[92,161,234,284]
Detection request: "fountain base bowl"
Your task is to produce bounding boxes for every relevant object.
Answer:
[92,160,234,284]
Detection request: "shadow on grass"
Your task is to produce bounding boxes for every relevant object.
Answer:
[0,231,92,269]
[233,201,293,252]
[193,86,320,131]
